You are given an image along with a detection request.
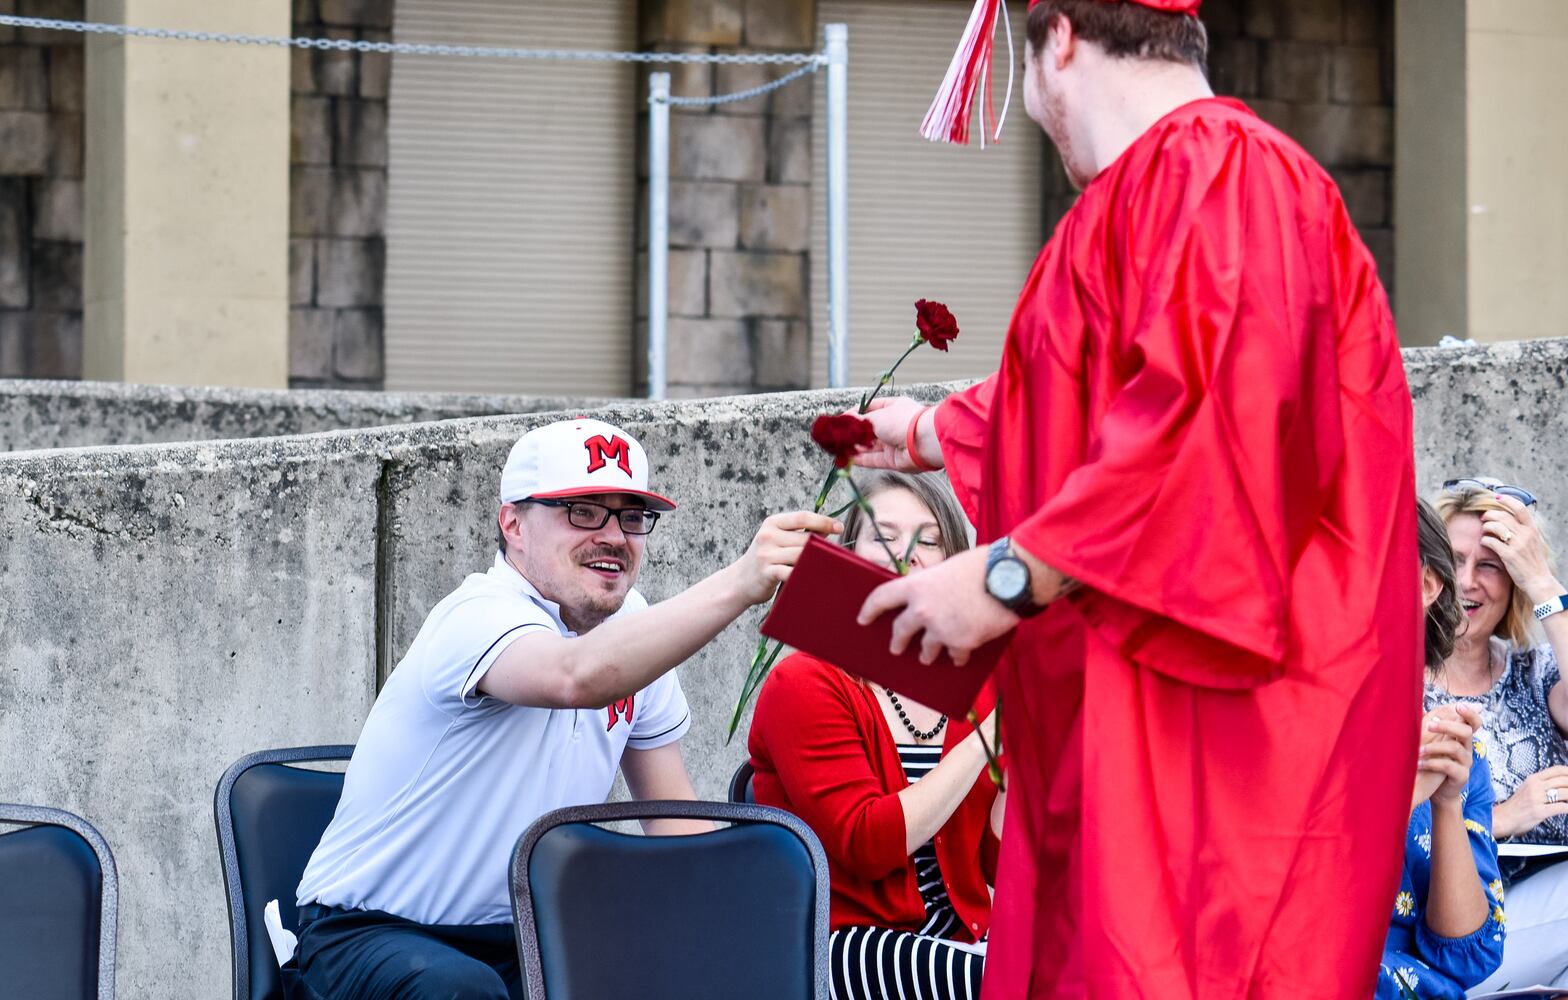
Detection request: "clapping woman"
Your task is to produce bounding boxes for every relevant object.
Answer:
[1375,500,1504,998]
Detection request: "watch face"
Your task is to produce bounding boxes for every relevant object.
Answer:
[987,558,1029,602]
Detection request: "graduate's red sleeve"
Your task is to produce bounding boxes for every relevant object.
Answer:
[933,374,996,528]
[1011,126,1346,689]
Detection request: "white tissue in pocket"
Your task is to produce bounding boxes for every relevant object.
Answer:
[263,899,299,966]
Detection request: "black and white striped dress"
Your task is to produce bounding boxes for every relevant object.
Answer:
[828,744,985,1000]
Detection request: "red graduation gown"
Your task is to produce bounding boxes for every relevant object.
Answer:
[936,98,1420,999]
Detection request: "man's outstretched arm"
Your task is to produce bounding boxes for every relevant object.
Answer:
[479,511,841,708]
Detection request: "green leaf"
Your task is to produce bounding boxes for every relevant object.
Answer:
[813,467,841,512]
[727,638,787,743]
[971,696,1005,792]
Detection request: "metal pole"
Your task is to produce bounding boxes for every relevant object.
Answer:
[825,23,849,389]
[647,72,671,400]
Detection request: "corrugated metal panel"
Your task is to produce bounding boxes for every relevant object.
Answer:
[811,0,1043,388]
[385,0,635,395]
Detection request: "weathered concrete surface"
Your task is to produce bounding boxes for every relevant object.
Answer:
[0,436,383,1000]
[0,381,950,1000]
[0,378,604,452]
[1,336,1564,1000]
[1406,339,1568,492]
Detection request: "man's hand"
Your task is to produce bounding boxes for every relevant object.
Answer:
[731,511,843,605]
[858,546,1019,665]
[854,397,941,471]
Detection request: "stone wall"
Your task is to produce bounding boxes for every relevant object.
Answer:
[0,377,604,452]
[0,381,940,1000]
[1041,0,1396,291]
[637,0,816,397]
[288,0,393,389]
[0,0,84,380]
[1209,0,1395,289]
[1,336,1565,998]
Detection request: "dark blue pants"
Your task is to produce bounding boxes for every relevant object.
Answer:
[292,904,525,1000]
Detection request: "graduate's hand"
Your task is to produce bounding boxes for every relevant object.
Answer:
[858,546,1018,665]
[853,397,942,471]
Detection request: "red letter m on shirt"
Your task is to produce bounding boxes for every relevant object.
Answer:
[606,696,635,731]
[584,435,633,477]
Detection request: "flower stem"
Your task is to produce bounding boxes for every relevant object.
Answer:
[859,338,923,413]
[967,697,1006,791]
[728,635,786,742]
[842,472,900,569]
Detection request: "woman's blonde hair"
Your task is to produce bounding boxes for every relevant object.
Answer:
[839,470,972,562]
[1433,481,1553,647]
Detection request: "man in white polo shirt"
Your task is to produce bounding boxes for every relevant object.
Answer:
[290,417,839,1000]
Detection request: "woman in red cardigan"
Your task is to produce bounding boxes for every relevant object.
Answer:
[749,470,1004,1000]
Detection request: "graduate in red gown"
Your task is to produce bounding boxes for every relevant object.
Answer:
[856,1,1422,996]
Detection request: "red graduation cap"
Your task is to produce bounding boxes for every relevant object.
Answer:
[921,0,1203,146]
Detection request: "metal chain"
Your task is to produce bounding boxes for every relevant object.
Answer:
[0,14,823,65]
[658,60,822,108]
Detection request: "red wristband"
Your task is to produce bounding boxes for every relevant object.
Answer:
[906,406,938,472]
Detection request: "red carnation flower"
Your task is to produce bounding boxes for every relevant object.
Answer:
[915,299,959,352]
[811,413,877,469]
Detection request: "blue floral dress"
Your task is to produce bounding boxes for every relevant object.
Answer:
[1374,744,1506,999]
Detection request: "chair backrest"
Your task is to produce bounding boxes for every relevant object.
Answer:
[214,745,354,1000]
[511,800,829,1000]
[0,804,117,1000]
[728,760,756,804]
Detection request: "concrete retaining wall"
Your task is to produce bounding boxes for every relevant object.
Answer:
[0,378,602,452]
[0,338,1561,999]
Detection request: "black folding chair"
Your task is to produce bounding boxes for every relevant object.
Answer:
[214,745,354,1000]
[728,759,756,804]
[0,804,118,1000]
[511,800,829,1000]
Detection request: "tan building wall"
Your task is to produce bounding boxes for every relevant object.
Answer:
[14,0,1568,383]
[83,0,290,387]
[1465,1,1568,344]
[1396,0,1568,346]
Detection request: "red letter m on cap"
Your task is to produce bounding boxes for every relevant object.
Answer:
[584,435,633,477]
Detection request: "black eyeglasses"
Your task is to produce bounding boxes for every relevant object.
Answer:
[1442,478,1538,508]
[520,498,660,535]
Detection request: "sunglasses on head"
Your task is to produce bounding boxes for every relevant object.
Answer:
[1442,478,1538,508]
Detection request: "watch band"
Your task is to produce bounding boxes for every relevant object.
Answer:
[1533,594,1568,621]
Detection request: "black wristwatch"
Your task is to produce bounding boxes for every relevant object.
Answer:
[985,536,1045,617]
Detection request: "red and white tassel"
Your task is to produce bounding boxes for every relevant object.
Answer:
[920,0,1016,147]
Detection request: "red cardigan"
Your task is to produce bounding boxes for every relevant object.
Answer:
[747,652,1001,941]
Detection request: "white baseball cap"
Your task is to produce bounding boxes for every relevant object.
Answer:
[499,418,676,512]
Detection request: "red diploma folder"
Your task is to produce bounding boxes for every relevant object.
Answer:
[760,534,1014,717]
